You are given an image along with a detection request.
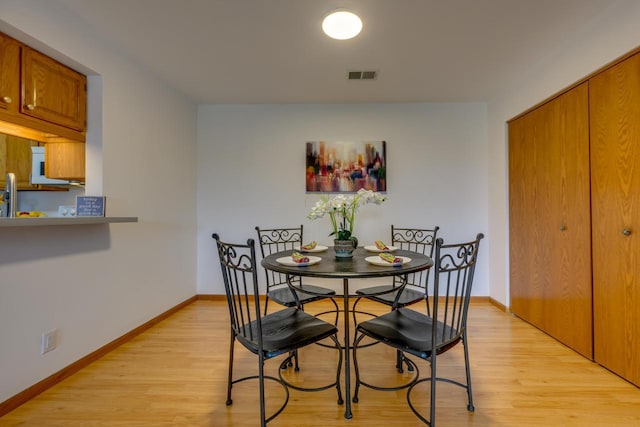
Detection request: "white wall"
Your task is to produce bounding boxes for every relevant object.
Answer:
[487,0,640,306]
[0,0,198,402]
[197,103,489,295]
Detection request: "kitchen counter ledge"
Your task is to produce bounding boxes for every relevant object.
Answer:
[0,216,138,227]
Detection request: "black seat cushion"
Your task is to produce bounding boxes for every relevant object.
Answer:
[356,308,460,359]
[355,285,424,308]
[237,308,338,358]
[268,284,336,307]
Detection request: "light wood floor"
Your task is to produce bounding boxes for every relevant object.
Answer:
[1,299,639,426]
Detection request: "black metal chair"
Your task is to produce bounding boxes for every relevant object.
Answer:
[255,225,339,323]
[352,233,484,426]
[352,225,439,319]
[213,233,343,427]
[352,226,439,372]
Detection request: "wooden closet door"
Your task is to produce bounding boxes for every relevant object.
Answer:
[590,53,640,386]
[509,83,592,358]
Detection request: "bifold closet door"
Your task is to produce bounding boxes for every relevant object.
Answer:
[509,83,592,358]
[590,52,640,386]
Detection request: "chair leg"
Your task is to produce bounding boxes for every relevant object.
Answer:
[258,354,267,427]
[281,350,297,370]
[330,334,344,405]
[429,355,437,426]
[462,331,475,412]
[352,332,365,403]
[351,297,361,327]
[331,297,340,326]
[395,350,415,373]
[293,349,300,371]
[396,349,404,373]
[226,332,236,405]
[396,351,411,372]
[263,295,270,316]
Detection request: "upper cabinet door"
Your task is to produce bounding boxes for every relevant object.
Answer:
[21,47,87,131]
[0,134,39,190]
[0,33,20,112]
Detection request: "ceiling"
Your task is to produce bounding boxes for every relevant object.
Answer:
[53,0,615,104]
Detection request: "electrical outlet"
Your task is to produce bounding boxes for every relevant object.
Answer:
[57,205,76,217]
[41,330,57,354]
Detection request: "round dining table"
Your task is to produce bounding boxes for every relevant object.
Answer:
[261,246,434,419]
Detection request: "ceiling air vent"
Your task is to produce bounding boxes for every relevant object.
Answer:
[348,70,377,80]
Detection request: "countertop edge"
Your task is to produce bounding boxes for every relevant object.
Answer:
[0,216,138,227]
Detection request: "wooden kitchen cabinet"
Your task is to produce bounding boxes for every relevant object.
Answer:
[0,133,84,185]
[509,83,593,359]
[0,31,86,142]
[21,47,86,132]
[45,141,85,181]
[0,134,39,190]
[0,31,85,184]
[0,32,20,113]
[589,52,640,386]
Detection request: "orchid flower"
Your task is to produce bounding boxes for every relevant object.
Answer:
[307,189,387,240]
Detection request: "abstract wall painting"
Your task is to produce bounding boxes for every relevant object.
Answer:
[305,140,386,193]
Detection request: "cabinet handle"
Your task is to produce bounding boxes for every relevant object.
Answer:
[2,96,11,104]
[559,225,566,231]
[26,103,35,111]
[622,228,632,236]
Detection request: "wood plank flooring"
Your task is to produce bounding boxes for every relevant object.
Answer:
[1,299,639,426]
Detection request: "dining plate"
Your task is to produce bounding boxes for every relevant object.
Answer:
[296,245,329,253]
[364,245,398,253]
[365,255,411,266]
[276,255,322,267]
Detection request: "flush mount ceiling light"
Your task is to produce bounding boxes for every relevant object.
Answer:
[322,10,362,40]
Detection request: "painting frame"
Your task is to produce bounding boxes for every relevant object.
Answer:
[305,140,387,193]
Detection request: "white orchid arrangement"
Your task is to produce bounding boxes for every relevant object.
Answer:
[308,188,387,241]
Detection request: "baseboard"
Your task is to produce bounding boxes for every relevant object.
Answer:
[0,295,197,417]
[488,297,508,312]
[196,294,227,301]
[200,294,494,307]
[198,294,266,302]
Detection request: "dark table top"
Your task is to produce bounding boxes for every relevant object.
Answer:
[261,247,433,279]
